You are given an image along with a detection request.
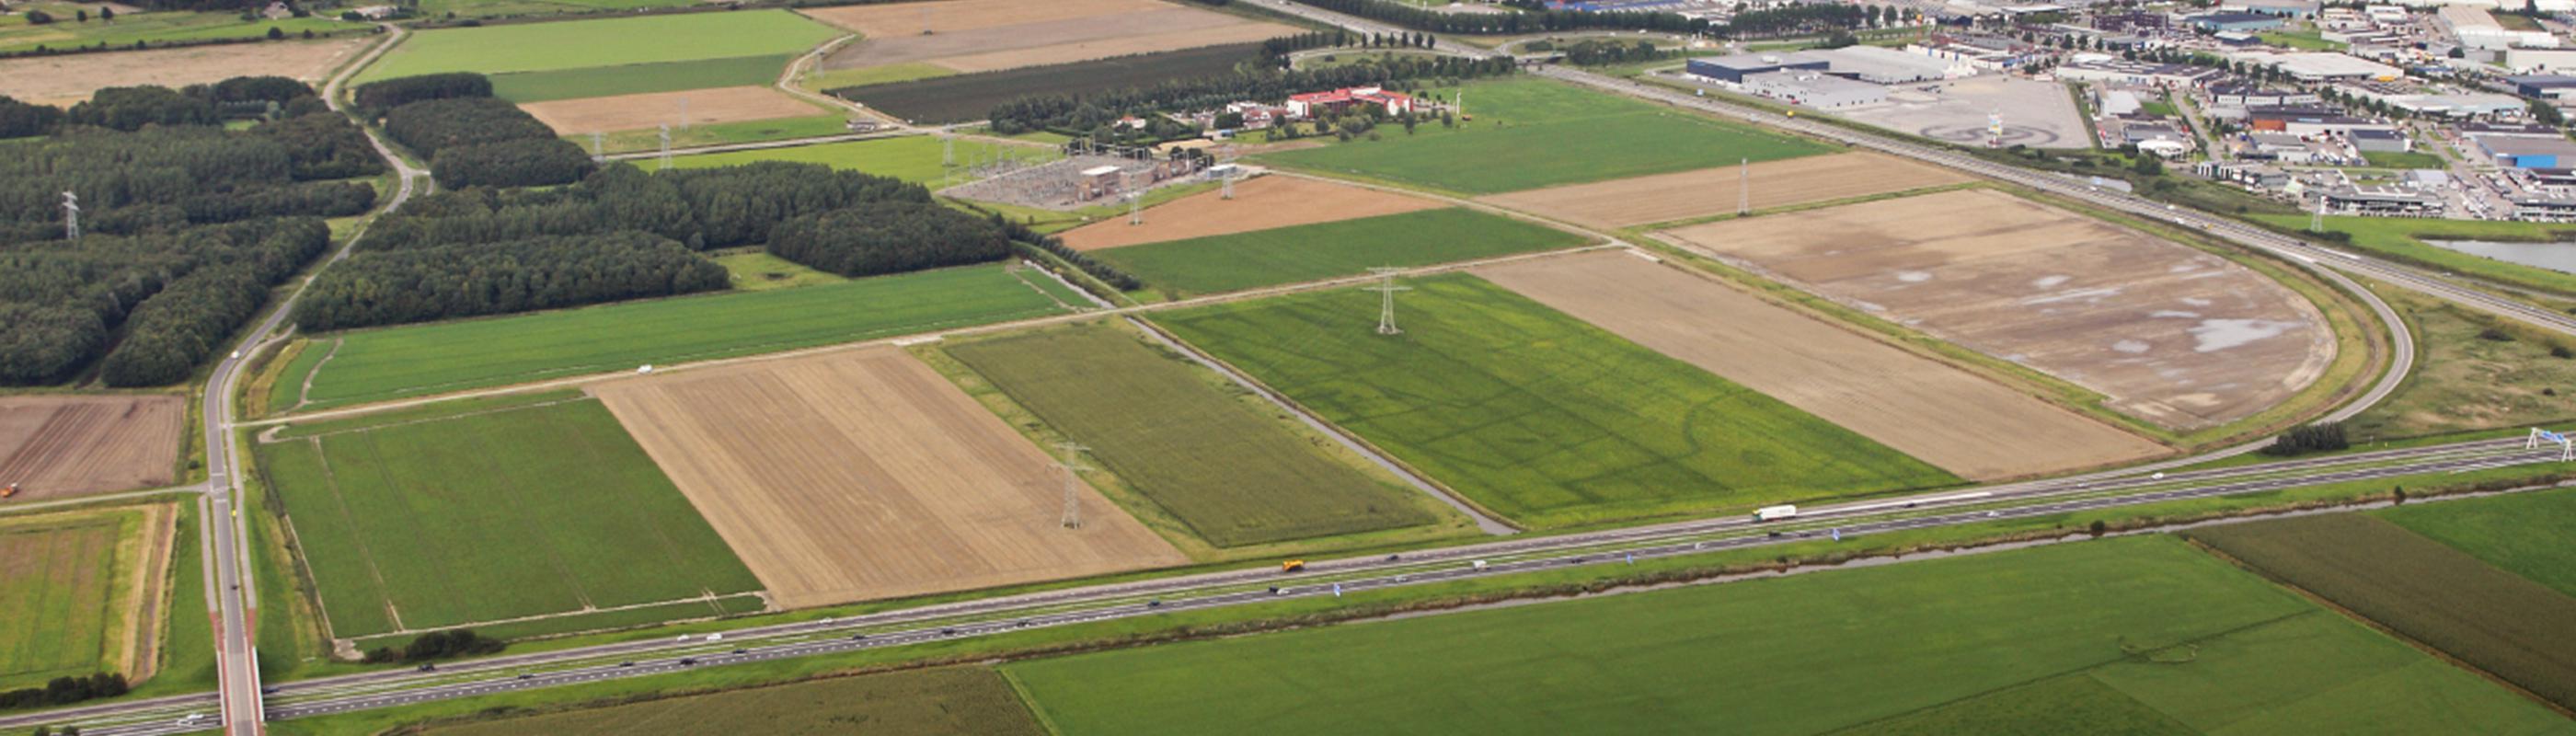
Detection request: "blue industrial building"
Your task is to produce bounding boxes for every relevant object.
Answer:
[2185,12,2286,31]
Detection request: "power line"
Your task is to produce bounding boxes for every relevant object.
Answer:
[1363,267,1410,336]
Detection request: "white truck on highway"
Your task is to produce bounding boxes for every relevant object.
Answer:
[1752,504,1799,523]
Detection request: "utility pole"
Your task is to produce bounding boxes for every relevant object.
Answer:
[1124,171,1144,225]
[590,132,605,163]
[1738,157,1750,215]
[1053,442,1091,528]
[678,97,691,132]
[657,124,673,171]
[60,191,79,241]
[2310,191,2326,232]
[1364,267,1410,336]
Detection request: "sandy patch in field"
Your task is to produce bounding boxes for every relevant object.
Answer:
[1478,152,1971,229]
[0,396,183,500]
[519,86,822,133]
[0,39,368,107]
[802,0,1171,37]
[1060,176,1442,251]
[818,5,1292,74]
[1477,251,2167,479]
[592,348,1184,608]
[1661,189,2334,431]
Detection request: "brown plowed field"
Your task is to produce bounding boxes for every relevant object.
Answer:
[592,348,1184,608]
[816,3,1293,75]
[0,396,184,500]
[0,39,368,107]
[1661,189,2334,430]
[1477,251,2167,479]
[804,0,1171,37]
[1060,176,1442,251]
[1476,152,1971,229]
[519,86,822,133]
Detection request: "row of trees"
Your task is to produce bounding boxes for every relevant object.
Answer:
[358,629,508,665]
[372,78,596,189]
[0,673,127,711]
[985,54,1516,134]
[351,72,492,112]
[368,162,931,252]
[1285,0,1708,34]
[2261,422,2350,457]
[381,97,558,157]
[0,96,63,138]
[0,126,377,240]
[294,231,726,330]
[766,201,1010,278]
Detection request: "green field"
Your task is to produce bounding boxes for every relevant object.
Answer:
[255,398,759,638]
[284,265,1073,411]
[1153,274,1955,528]
[802,62,954,91]
[581,114,846,155]
[710,250,844,292]
[356,11,839,93]
[1258,77,1835,194]
[2188,513,2576,711]
[492,54,801,104]
[427,667,1043,735]
[0,9,365,53]
[415,0,696,21]
[2344,284,2576,441]
[135,502,213,696]
[2252,213,2576,297]
[0,507,153,691]
[2382,487,2576,599]
[667,135,1058,185]
[1006,535,2574,735]
[1096,208,1587,297]
[944,323,1453,548]
[2360,150,2445,169]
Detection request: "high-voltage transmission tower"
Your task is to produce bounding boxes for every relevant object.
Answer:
[657,124,673,171]
[1737,157,1751,215]
[1053,442,1092,528]
[1364,267,1410,336]
[61,191,79,241]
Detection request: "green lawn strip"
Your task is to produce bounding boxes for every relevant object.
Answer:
[2186,512,2576,711]
[352,595,765,649]
[2379,486,2576,598]
[492,53,799,103]
[1014,266,1091,307]
[2251,213,2576,297]
[1829,673,2195,736]
[2345,280,2576,442]
[357,10,837,82]
[293,265,1067,412]
[261,339,334,418]
[245,451,336,680]
[417,666,1043,735]
[1257,77,1834,194]
[803,63,957,91]
[709,250,844,292]
[266,389,587,442]
[2360,150,2445,170]
[1095,207,1586,297]
[257,459,2573,733]
[131,500,214,696]
[0,511,130,690]
[667,135,1058,184]
[579,114,847,155]
[1153,273,1956,528]
[942,322,1450,547]
[0,16,367,53]
[1005,535,2559,735]
[256,399,758,638]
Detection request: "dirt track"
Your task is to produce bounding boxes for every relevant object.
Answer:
[1476,152,1970,229]
[1662,189,2335,430]
[1060,176,1443,251]
[592,348,1183,608]
[0,396,184,500]
[1477,251,2167,480]
[519,86,822,133]
[816,2,1291,74]
[0,39,368,107]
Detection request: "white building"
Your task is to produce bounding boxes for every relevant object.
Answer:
[2440,6,2559,50]
[2504,48,2576,73]
[1811,45,1972,83]
[2229,51,2405,81]
[1742,71,1889,109]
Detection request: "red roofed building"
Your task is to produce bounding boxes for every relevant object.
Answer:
[1286,86,1417,119]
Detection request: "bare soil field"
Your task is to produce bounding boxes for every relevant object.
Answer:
[0,39,368,106]
[1477,251,2167,479]
[1662,189,2334,431]
[1477,152,1971,230]
[817,3,1292,75]
[1060,176,1442,251]
[803,0,1171,37]
[592,348,1184,608]
[0,396,183,500]
[520,86,822,133]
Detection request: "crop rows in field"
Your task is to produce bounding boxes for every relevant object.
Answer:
[427,666,1044,735]
[945,323,1450,548]
[833,42,1261,124]
[1095,207,1586,297]
[0,511,128,689]
[2187,513,2576,711]
[1153,273,1956,529]
[257,398,759,638]
[2380,486,2576,598]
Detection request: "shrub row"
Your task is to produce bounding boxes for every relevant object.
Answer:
[351,72,492,112]
[293,231,728,331]
[766,201,1011,277]
[370,162,928,252]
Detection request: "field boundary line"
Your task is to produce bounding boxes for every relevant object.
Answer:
[258,398,587,443]
[305,436,392,639]
[291,339,343,414]
[351,592,771,641]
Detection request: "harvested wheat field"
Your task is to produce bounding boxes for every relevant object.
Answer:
[592,348,1184,608]
[1478,152,1971,230]
[1060,176,1441,251]
[520,86,822,133]
[816,0,1293,75]
[1662,189,2334,431]
[1476,251,2167,479]
[0,396,184,500]
[0,39,369,107]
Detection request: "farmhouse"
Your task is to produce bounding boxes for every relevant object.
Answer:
[1286,86,1416,119]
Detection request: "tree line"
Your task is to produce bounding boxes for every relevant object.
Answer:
[367,162,931,252]
[1,217,327,385]
[364,75,596,190]
[0,673,127,711]
[984,54,1517,135]
[0,125,377,242]
[293,231,727,330]
[766,201,1010,278]
[359,629,508,665]
[2260,422,2350,457]
[1284,0,1709,34]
